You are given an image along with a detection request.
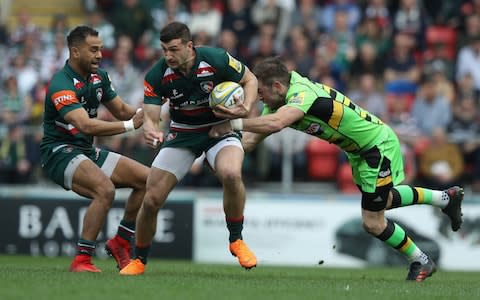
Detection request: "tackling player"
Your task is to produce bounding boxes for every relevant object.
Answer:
[210,57,464,282]
[119,22,258,275]
[40,26,149,272]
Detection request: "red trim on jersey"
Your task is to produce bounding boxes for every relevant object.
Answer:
[170,126,211,133]
[143,80,158,97]
[179,107,212,116]
[55,125,79,135]
[161,73,181,84]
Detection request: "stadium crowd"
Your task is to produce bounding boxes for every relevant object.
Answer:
[1,0,480,193]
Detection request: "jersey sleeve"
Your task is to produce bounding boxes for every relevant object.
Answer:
[48,80,82,117]
[218,50,245,83]
[101,72,118,103]
[285,89,319,114]
[143,67,164,106]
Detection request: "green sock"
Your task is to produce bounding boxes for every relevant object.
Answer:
[376,219,428,264]
[391,185,448,208]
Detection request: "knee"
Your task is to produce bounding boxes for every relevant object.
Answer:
[92,180,116,207]
[217,168,242,186]
[362,218,385,236]
[142,192,164,213]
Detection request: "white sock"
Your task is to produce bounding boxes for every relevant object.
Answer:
[429,190,449,209]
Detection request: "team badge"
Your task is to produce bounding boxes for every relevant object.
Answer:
[305,123,322,134]
[200,81,214,93]
[96,88,103,101]
[166,132,177,141]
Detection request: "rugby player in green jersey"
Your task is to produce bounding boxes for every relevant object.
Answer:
[120,22,258,275]
[40,26,149,272]
[210,57,464,282]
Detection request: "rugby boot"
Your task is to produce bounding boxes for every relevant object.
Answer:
[406,259,436,282]
[119,259,145,276]
[442,186,464,231]
[69,255,101,273]
[229,239,257,270]
[105,236,131,269]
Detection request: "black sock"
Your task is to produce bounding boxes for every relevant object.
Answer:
[135,245,151,265]
[117,219,135,242]
[226,216,244,243]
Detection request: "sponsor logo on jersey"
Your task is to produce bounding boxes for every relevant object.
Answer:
[200,81,214,93]
[96,88,103,101]
[144,80,158,97]
[51,90,78,111]
[161,68,180,84]
[379,169,391,178]
[89,74,102,84]
[196,61,215,77]
[305,123,321,134]
[227,53,242,73]
[170,89,184,100]
[73,78,84,90]
[289,92,305,105]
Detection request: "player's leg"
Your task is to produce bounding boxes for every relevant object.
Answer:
[120,148,195,275]
[69,158,117,273]
[104,155,149,269]
[206,138,257,269]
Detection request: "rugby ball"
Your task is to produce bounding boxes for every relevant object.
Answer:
[209,81,244,108]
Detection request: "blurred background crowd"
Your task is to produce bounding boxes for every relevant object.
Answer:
[1,0,480,194]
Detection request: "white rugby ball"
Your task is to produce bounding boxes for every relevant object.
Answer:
[209,81,244,108]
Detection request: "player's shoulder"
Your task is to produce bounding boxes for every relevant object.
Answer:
[145,57,168,79]
[48,68,75,93]
[195,46,228,65]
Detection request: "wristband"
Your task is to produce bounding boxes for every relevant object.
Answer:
[123,119,135,132]
[230,119,243,131]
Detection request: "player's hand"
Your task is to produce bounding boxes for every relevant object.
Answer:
[212,95,248,119]
[209,121,233,138]
[144,130,164,149]
[132,108,144,129]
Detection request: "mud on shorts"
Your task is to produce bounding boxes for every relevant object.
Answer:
[40,144,120,190]
[152,129,243,181]
[346,126,405,211]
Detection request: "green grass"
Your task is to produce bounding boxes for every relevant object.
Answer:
[0,256,478,300]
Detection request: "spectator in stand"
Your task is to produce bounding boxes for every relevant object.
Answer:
[424,60,455,103]
[9,10,40,49]
[247,21,278,68]
[251,0,293,54]
[456,72,480,101]
[285,26,314,76]
[447,95,480,192]
[418,127,464,190]
[0,124,33,184]
[321,0,361,34]
[110,0,154,46]
[0,75,32,125]
[384,31,421,95]
[188,0,223,42]
[217,29,240,59]
[458,12,480,50]
[392,0,428,50]
[5,53,39,100]
[329,9,357,79]
[40,32,69,83]
[363,0,391,30]
[151,0,191,32]
[221,0,256,58]
[350,41,384,80]
[355,15,391,61]
[86,10,116,58]
[290,0,323,41]
[411,75,452,137]
[348,73,386,120]
[42,14,70,48]
[456,34,480,91]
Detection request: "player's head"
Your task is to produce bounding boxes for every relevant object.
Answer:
[67,26,102,75]
[253,57,291,110]
[160,22,194,70]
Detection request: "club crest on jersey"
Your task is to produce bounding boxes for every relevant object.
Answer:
[200,81,214,93]
[305,123,322,134]
[89,74,102,84]
[96,88,103,101]
[73,78,84,90]
[227,53,242,73]
[166,132,177,141]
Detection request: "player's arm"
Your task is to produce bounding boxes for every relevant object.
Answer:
[143,103,165,148]
[242,132,268,152]
[103,96,138,121]
[63,107,143,136]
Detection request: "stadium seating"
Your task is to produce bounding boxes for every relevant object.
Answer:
[306,139,339,181]
[336,162,358,194]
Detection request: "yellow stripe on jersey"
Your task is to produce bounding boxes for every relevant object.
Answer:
[343,96,351,107]
[322,85,331,94]
[377,176,393,187]
[328,100,343,130]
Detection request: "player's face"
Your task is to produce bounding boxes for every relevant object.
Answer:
[77,35,103,74]
[258,81,285,110]
[161,39,192,70]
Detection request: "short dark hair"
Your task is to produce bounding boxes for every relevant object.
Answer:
[160,22,191,44]
[67,26,98,48]
[253,57,291,86]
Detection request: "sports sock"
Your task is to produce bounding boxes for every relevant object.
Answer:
[117,219,135,242]
[376,219,429,264]
[135,244,151,265]
[76,239,96,256]
[391,185,448,208]
[226,216,244,243]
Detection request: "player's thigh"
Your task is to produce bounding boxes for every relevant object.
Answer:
[151,147,196,182]
[110,155,149,189]
[205,137,244,175]
[72,158,114,199]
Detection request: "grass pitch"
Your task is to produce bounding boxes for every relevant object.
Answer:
[0,256,477,300]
